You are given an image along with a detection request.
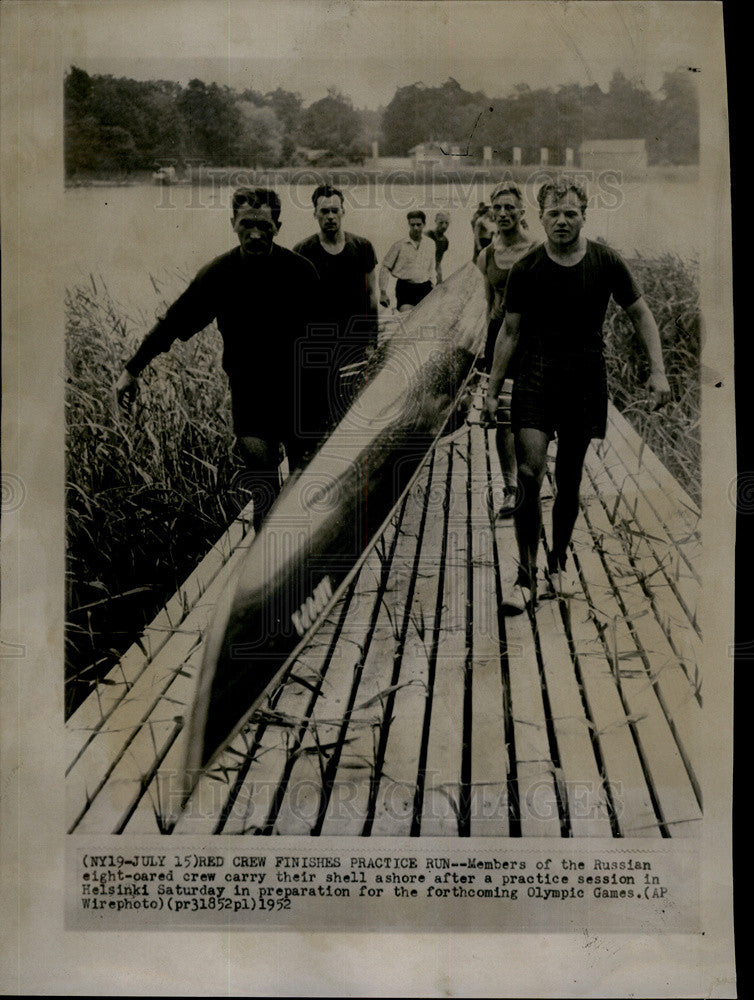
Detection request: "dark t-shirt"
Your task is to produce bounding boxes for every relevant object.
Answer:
[292,232,377,347]
[426,229,450,265]
[126,243,319,436]
[504,239,641,366]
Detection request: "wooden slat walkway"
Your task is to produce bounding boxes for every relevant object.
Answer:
[66,385,702,837]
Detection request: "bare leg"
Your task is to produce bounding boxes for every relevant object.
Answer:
[551,430,593,567]
[236,435,282,532]
[513,427,550,586]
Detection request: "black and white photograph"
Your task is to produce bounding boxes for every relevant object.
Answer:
[1,0,735,994]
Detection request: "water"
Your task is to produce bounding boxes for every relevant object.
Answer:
[64,178,700,314]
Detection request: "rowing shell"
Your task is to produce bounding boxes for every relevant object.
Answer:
[180,261,487,803]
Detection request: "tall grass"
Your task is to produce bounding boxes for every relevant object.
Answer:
[65,254,701,716]
[65,275,242,716]
[604,252,700,506]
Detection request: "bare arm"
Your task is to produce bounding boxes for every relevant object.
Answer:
[483,311,521,421]
[476,251,494,320]
[378,263,393,307]
[624,297,671,407]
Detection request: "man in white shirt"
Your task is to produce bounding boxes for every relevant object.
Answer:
[379,210,437,312]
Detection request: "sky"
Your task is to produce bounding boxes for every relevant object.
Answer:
[70,0,709,109]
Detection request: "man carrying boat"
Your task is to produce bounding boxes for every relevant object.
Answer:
[477,182,535,518]
[293,184,379,427]
[426,210,451,283]
[484,178,671,611]
[115,186,320,532]
[379,210,436,312]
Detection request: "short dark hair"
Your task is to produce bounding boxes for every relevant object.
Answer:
[407,210,426,224]
[232,187,282,223]
[537,178,587,214]
[312,184,344,208]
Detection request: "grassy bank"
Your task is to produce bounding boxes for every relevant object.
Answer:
[65,275,242,716]
[65,254,700,715]
[604,252,700,506]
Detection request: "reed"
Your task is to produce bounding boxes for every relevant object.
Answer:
[604,251,700,507]
[65,274,243,716]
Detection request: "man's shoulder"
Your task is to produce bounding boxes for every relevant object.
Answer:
[383,236,407,256]
[274,242,319,275]
[510,241,547,270]
[291,233,321,258]
[587,238,624,264]
[193,246,241,281]
[343,231,374,250]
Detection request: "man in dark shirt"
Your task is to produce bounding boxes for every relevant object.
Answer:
[484,179,671,611]
[426,210,450,283]
[293,184,378,427]
[115,186,320,531]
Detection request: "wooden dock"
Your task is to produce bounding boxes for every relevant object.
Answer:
[66,386,702,837]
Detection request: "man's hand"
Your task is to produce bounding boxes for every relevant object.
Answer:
[116,370,139,413]
[647,368,671,410]
[379,292,390,309]
[481,393,498,427]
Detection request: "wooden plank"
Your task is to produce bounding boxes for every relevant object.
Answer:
[607,403,699,515]
[572,493,702,837]
[419,435,469,836]
[577,485,702,807]
[601,413,702,610]
[66,539,253,832]
[125,608,346,834]
[370,449,452,836]
[532,456,660,839]
[532,596,614,837]
[487,439,562,837]
[552,599,662,839]
[467,424,510,837]
[66,502,255,765]
[586,431,701,628]
[584,440,702,663]
[270,513,408,836]
[207,590,371,836]
[317,466,430,835]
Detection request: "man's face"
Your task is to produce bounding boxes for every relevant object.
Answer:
[408,216,425,240]
[314,195,344,236]
[434,216,449,235]
[540,191,585,248]
[492,194,524,234]
[232,205,279,256]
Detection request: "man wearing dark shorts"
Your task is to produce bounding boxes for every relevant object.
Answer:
[293,184,378,428]
[115,186,320,531]
[484,179,671,611]
[379,210,436,312]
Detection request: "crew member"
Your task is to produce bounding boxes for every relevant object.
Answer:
[115,187,320,532]
[484,179,671,611]
[426,210,451,283]
[293,184,379,426]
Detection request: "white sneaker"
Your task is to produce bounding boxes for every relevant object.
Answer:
[501,573,536,615]
[545,556,579,599]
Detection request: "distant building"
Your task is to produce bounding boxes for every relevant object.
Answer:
[293,147,329,165]
[579,139,648,173]
[409,143,445,167]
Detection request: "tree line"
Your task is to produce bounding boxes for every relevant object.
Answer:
[64,65,698,177]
